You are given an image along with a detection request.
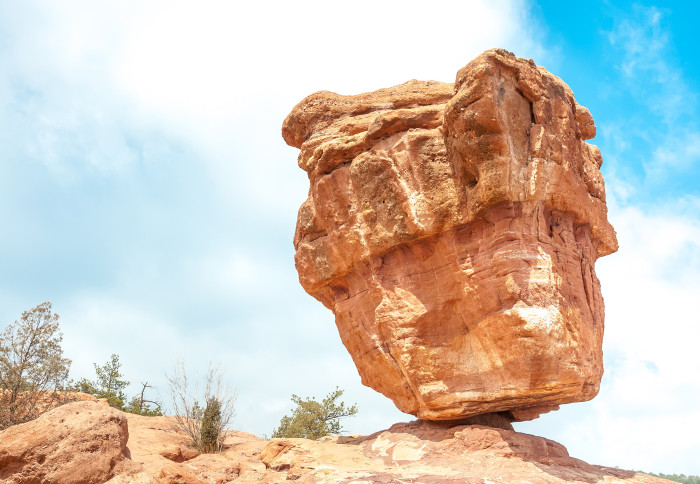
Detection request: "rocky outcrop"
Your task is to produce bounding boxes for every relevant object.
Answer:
[261,421,669,483]
[284,49,618,421]
[114,412,267,483]
[0,401,132,483]
[107,419,675,483]
[0,403,671,483]
[0,401,268,483]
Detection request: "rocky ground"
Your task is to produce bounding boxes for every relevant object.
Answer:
[0,400,672,483]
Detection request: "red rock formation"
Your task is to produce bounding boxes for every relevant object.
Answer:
[0,402,672,483]
[121,412,267,482]
[0,401,133,483]
[284,49,618,421]
[261,421,669,483]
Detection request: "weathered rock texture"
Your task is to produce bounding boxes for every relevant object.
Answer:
[284,49,618,420]
[0,401,132,483]
[109,413,267,483]
[0,401,672,483]
[261,421,669,484]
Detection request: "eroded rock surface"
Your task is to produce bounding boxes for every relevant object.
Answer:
[0,401,132,483]
[284,49,618,420]
[113,413,267,483]
[0,401,671,483]
[261,421,669,483]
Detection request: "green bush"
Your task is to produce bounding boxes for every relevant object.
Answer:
[77,354,162,416]
[639,472,700,484]
[200,397,222,453]
[166,360,235,453]
[0,302,71,429]
[76,354,129,409]
[124,382,163,416]
[271,387,358,440]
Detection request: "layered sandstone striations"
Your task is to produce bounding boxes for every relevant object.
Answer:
[284,49,618,421]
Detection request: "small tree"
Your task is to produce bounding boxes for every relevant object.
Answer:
[165,360,235,453]
[78,357,162,416]
[77,354,130,409]
[0,302,71,429]
[124,382,163,416]
[271,388,358,440]
[200,397,222,453]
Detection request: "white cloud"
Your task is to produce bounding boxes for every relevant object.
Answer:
[191,251,262,295]
[652,131,700,171]
[2,0,552,194]
[608,5,695,124]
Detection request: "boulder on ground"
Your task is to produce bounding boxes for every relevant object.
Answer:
[0,401,132,483]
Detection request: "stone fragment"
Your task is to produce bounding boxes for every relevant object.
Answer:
[283,49,618,420]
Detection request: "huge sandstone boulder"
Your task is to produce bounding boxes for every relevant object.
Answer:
[284,49,618,421]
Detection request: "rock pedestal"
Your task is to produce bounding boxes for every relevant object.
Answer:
[283,49,618,421]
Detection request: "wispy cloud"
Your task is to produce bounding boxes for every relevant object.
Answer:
[608,5,695,123]
[652,131,700,171]
[605,4,700,184]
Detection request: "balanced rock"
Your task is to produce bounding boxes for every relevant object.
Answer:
[284,49,618,420]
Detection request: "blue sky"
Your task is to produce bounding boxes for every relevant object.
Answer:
[0,0,698,475]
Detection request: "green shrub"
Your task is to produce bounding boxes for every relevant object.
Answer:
[166,360,235,453]
[76,354,129,410]
[271,387,358,440]
[639,472,700,484]
[200,397,222,453]
[0,302,71,429]
[77,354,162,416]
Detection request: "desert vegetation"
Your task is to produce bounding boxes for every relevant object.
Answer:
[640,472,700,484]
[1,302,240,454]
[271,387,358,439]
[0,302,71,430]
[165,359,236,453]
[76,353,163,416]
[0,303,359,450]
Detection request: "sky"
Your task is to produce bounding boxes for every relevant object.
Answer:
[0,0,698,476]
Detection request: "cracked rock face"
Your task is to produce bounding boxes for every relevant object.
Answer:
[283,49,618,421]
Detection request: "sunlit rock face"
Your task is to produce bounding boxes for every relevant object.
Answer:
[283,49,618,421]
